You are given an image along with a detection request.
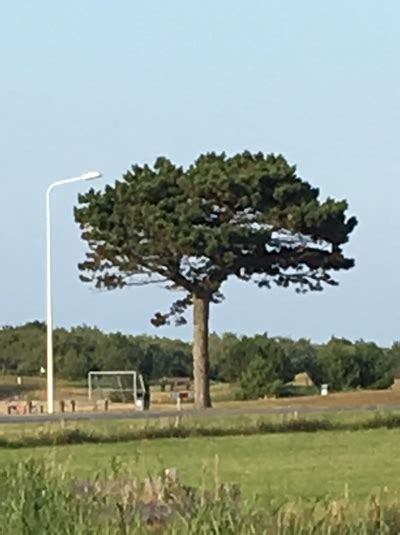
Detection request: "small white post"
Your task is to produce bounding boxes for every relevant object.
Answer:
[133,372,137,404]
[88,372,92,401]
[174,393,182,428]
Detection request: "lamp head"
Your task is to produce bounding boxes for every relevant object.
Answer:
[80,171,102,181]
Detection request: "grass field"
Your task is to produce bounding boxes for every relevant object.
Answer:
[3,376,400,526]
[1,427,399,502]
[1,413,400,531]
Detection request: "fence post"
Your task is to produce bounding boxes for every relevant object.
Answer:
[174,394,182,428]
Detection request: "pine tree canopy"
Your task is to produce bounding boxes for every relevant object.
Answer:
[74,151,357,325]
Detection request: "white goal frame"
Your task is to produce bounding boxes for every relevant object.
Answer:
[88,370,145,402]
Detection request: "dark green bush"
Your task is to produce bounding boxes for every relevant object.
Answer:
[239,338,294,399]
[315,338,394,391]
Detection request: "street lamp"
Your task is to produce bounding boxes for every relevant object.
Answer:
[46,171,102,414]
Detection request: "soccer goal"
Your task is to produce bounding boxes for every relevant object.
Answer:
[88,371,146,403]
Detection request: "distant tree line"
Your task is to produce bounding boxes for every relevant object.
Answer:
[0,322,398,397]
[213,335,397,399]
[0,322,191,382]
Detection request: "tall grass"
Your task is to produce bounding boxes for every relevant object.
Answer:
[2,459,400,533]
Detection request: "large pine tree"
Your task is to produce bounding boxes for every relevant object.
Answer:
[74,152,357,408]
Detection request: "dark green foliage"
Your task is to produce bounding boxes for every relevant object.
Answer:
[74,152,357,325]
[274,337,321,380]
[315,338,359,390]
[235,335,394,399]
[0,323,395,395]
[238,337,294,399]
[276,384,319,397]
[388,342,400,378]
[208,332,239,380]
[214,335,261,383]
[354,341,394,389]
[0,322,46,376]
[0,323,192,384]
[315,338,393,391]
[240,355,284,399]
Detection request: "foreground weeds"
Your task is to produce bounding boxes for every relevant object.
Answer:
[1,459,400,534]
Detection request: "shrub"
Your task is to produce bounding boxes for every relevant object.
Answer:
[316,338,394,391]
[239,339,294,400]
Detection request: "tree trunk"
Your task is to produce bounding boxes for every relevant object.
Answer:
[192,294,212,408]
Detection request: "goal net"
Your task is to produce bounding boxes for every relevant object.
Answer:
[88,371,145,403]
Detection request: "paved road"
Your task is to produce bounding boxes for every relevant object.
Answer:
[1,402,400,425]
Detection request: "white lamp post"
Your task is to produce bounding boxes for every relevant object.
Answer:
[46,171,102,414]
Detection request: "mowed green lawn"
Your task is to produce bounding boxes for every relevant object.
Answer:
[0,428,399,502]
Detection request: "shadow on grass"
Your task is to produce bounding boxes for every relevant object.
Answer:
[0,382,41,401]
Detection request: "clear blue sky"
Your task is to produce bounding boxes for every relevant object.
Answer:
[1,1,399,345]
